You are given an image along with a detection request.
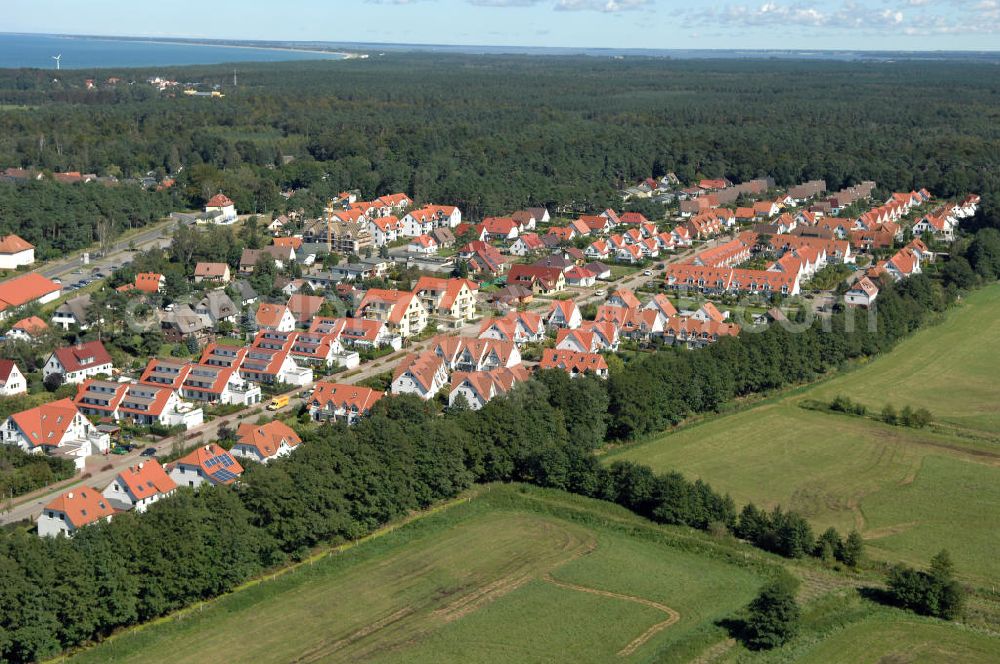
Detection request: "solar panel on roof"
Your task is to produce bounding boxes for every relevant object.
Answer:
[220,456,234,468]
[212,469,237,483]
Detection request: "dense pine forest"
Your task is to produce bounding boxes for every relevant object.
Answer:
[0,55,998,254]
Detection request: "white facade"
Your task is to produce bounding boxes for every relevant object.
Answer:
[0,248,34,270]
[0,363,27,396]
[43,354,113,385]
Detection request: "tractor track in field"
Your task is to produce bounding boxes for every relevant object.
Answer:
[542,573,681,656]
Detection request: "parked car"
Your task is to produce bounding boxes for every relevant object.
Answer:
[642,270,653,276]
[140,447,158,457]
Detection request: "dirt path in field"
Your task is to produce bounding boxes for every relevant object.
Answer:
[690,638,736,664]
[542,572,681,656]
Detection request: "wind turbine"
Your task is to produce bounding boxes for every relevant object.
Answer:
[52,54,61,70]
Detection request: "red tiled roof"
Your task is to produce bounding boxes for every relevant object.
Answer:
[206,194,233,208]
[0,273,60,310]
[11,315,48,335]
[115,460,176,501]
[236,420,302,458]
[0,234,34,253]
[311,381,383,415]
[539,349,608,375]
[52,340,112,374]
[10,398,80,449]
[45,486,115,528]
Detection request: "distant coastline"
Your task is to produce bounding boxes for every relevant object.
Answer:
[51,33,358,60]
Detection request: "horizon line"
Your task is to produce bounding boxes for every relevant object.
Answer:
[3,31,1000,55]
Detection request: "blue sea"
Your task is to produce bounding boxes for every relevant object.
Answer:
[0,33,347,70]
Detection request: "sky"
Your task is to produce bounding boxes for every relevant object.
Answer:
[5,0,1000,51]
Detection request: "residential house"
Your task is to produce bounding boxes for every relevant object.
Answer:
[509,233,545,257]
[231,280,258,307]
[546,300,582,329]
[178,363,261,406]
[102,460,177,512]
[663,317,741,348]
[311,316,397,350]
[0,234,35,269]
[539,348,609,378]
[845,276,880,307]
[478,311,545,345]
[256,303,296,332]
[203,194,238,224]
[37,487,116,537]
[43,340,113,384]
[0,360,26,396]
[480,216,519,242]
[168,444,243,488]
[413,276,479,322]
[585,262,612,280]
[0,273,61,320]
[309,382,384,424]
[1,398,109,471]
[564,266,596,287]
[407,234,439,254]
[356,288,428,338]
[506,265,566,295]
[8,315,49,342]
[391,352,448,400]
[287,293,326,326]
[448,365,530,410]
[195,290,240,326]
[232,421,302,463]
[160,305,211,343]
[194,262,232,284]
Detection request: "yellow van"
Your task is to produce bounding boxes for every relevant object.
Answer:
[267,395,290,411]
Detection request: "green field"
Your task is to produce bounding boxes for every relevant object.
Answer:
[805,285,1000,436]
[66,488,764,664]
[789,616,1000,664]
[609,284,1000,587]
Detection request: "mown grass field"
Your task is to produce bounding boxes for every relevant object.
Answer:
[65,487,764,664]
[805,285,1000,436]
[789,616,1000,664]
[609,284,1000,587]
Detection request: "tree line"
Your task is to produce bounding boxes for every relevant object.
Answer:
[0,55,998,250]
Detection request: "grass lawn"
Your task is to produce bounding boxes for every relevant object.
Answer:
[607,283,1000,587]
[66,487,763,664]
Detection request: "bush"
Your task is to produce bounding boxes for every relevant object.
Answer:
[887,550,964,620]
[742,574,801,650]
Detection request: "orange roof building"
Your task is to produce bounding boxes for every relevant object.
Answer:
[38,486,116,537]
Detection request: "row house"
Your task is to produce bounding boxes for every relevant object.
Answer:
[538,348,609,379]
[369,215,403,246]
[690,238,752,268]
[238,347,311,386]
[310,316,398,350]
[448,365,530,410]
[478,311,545,346]
[546,300,583,329]
[176,363,261,406]
[74,379,203,428]
[427,335,521,373]
[391,351,449,400]
[309,381,384,424]
[663,317,741,349]
[665,264,801,296]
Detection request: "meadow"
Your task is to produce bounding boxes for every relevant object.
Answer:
[64,487,764,664]
[609,284,1000,587]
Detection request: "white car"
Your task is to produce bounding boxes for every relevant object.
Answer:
[643,270,653,276]
[594,289,606,297]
